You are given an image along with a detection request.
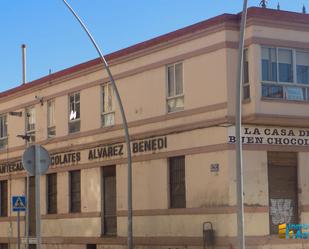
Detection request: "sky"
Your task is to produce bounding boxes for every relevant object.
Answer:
[0,0,307,92]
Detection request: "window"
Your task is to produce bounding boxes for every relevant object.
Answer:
[69,170,81,213]
[47,100,56,138]
[169,156,186,208]
[68,92,80,133]
[102,166,117,236]
[86,245,96,249]
[101,84,115,127]
[0,115,7,150]
[167,62,184,112]
[278,49,293,83]
[261,47,309,101]
[46,173,57,214]
[0,180,8,217]
[296,51,309,84]
[243,49,250,100]
[262,47,277,82]
[26,107,36,143]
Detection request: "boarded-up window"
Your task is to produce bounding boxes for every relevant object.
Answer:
[70,170,81,213]
[169,156,186,208]
[0,180,8,217]
[47,173,57,214]
[268,152,298,234]
[102,166,117,235]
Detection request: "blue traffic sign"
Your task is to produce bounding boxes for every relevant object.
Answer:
[12,196,26,212]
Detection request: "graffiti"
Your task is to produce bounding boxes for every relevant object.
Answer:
[270,199,293,225]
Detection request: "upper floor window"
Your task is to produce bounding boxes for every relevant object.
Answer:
[101,84,115,127]
[262,47,309,101]
[243,49,250,100]
[0,115,8,150]
[167,62,184,113]
[26,107,35,143]
[47,100,56,138]
[68,92,80,133]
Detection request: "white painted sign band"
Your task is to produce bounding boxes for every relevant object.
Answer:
[228,126,309,146]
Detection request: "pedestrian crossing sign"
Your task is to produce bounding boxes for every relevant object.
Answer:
[12,196,26,212]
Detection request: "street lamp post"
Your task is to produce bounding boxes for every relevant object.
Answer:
[62,1,133,248]
[235,1,248,249]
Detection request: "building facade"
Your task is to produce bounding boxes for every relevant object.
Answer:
[0,7,309,249]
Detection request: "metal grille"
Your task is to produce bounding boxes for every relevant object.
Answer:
[47,173,57,214]
[70,170,81,213]
[27,131,36,143]
[68,120,80,134]
[47,126,56,138]
[102,166,117,235]
[0,138,8,150]
[169,156,186,208]
[0,180,7,217]
[268,152,298,234]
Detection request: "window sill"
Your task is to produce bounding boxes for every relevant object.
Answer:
[100,234,117,238]
[101,124,115,129]
[167,108,185,115]
[261,97,309,105]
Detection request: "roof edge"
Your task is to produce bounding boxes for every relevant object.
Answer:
[2,7,309,99]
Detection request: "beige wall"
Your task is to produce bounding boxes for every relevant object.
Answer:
[2,14,309,249]
[186,152,229,207]
[81,167,101,213]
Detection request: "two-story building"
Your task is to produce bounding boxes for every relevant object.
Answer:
[0,6,309,249]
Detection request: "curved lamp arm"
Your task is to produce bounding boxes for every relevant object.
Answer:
[62,1,133,248]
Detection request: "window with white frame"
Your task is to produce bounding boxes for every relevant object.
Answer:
[26,107,35,143]
[101,84,115,127]
[166,62,184,112]
[0,115,7,150]
[47,99,56,138]
[261,47,309,101]
[68,92,80,133]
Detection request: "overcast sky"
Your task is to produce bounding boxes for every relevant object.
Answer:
[0,0,307,92]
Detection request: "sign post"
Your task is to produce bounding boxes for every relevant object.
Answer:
[12,196,26,249]
[22,145,50,249]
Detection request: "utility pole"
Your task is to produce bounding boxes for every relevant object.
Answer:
[62,1,133,248]
[236,1,248,249]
